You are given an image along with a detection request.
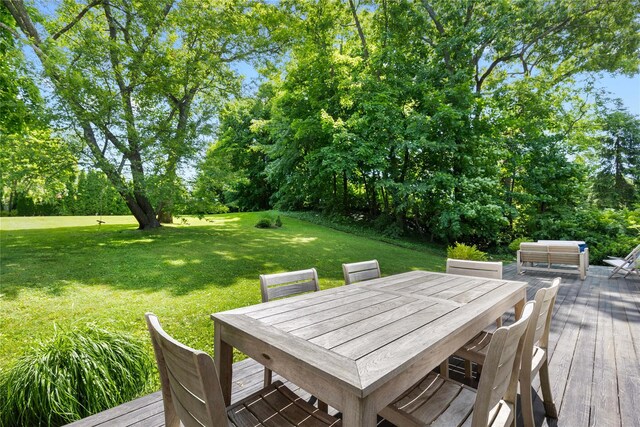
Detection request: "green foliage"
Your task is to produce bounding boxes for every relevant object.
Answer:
[255,212,282,228]
[509,238,532,253]
[0,8,77,214]
[62,171,129,216]
[255,217,275,228]
[0,326,153,427]
[201,0,639,249]
[592,99,640,209]
[446,243,488,261]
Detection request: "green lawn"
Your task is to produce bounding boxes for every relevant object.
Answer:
[0,212,445,372]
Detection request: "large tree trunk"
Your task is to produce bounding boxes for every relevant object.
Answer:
[124,193,160,230]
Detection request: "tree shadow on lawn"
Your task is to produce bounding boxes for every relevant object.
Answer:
[0,222,438,299]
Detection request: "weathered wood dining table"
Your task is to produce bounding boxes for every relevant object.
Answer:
[211,270,527,427]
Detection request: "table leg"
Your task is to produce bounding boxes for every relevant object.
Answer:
[514,289,527,320]
[342,395,377,427]
[214,320,233,406]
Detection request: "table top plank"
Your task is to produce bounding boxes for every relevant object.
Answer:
[258,289,392,327]
[446,278,518,304]
[387,274,476,295]
[309,298,438,349]
[331,302,458,359]
[422,276,491,301]
[234,285,365,317]
[279,293,403,333]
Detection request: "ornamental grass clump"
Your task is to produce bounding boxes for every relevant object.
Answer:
[0,325,154,427]
[446,242,488,261]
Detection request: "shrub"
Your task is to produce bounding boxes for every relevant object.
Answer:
[508,237,532,253]
[255,213,283,229]
[447,242,488,261]
[255,217,274,228]
[0,325,154,427]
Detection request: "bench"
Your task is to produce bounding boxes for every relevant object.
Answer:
[517,242,587,280]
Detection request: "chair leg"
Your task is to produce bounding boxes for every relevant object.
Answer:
[318,400,329,413]
[263,367,272,387]
[464,360,473,380]
[539,359,558,418]
[520,370,535,427]
[440,359,450,378]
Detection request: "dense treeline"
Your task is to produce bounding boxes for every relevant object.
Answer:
[3,171,129,216]
[1,0,639,258]
[194,0,640,258]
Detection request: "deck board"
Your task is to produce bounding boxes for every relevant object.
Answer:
[66,265,639,427]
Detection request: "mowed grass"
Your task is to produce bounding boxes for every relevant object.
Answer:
[0,212,446,372]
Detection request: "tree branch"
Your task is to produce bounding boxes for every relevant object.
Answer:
[420,0,445,34]
[420,1,453,73]
[3,0,41,43]
[348,0,369,60]
[476,53,519,92]
[52,0,103,40]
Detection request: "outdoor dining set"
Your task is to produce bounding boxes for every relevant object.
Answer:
[142,249,583,427]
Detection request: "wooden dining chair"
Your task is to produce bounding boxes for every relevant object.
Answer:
[145,313,341,427]
[442,259,503,379]
[454,278,561,427]
[259,268,330,412]
[380,300,535,427]
[259,268,320,386]
[342,259,381,285]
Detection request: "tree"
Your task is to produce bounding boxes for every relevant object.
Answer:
[0,6,76,213]
[2,0,285,228]
[195,89,275,212]
[248,0,640,245]
[592,100,640,208]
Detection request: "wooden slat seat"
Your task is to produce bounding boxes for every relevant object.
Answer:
[342,259,381,285]
[145,313,340,427]
[454,278,561,427]
[380,301,535,427]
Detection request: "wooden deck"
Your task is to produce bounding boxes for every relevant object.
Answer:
[66,265,640,427]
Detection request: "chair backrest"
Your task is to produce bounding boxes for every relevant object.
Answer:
[260,268,320,302]
[472,301,535,427]
[342,260,381,285]
[521,278,560,371]
[624,244,640,263]
[145,313,227,427]
[445,259,502,279]
[547,245,580,264]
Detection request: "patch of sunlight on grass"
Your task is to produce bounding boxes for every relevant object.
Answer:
[0,215,138,230]
[288,236,318,244]
[212,250,239,260]
[109,238,156,245]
